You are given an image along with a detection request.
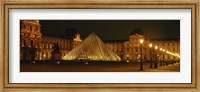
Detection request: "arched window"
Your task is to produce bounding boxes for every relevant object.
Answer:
[50,43,52,49]
[135,47,138,52]
[42,52,44,59]
[35,43,38,48]
[46,43,48,49]
[42,43,44,48]
[24,40,26,47]
[35,26,38,32]
[30,40,34,47]
[46,52,48,59]
[30,26,32,31]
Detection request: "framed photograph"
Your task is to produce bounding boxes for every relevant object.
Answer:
[0,0,199,92]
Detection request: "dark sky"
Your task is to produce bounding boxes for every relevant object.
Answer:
[40,20,180,40]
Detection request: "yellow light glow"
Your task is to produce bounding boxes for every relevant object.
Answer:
[160,48,163,51]
[163,49,165,52]
[155,46,158,49]
[149,43,152,48]
[140,39,144,44]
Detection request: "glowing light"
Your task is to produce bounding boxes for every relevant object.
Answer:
[155,46,158,50]
[140,39,144,44]
[85,62,88,64]
[163,49,165,52]
[160,48,163,51]
[175,53,180,58]
[149,43,152,48]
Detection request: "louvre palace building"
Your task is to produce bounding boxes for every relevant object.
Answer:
[20,20,180,62]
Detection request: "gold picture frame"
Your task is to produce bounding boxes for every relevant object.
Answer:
[0,0,199,92]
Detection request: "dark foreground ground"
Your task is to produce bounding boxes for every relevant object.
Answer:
[20,61,180,72]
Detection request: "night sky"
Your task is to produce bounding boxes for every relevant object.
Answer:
[40,20,180,40]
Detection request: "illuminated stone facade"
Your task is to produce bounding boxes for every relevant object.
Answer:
[105,34,180,62]
[20,20,180,62]
[31,34,82,60]
[20,20,42,61]
[20,20,82,61]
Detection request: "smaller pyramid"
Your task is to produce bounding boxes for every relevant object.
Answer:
[62,33,121,61]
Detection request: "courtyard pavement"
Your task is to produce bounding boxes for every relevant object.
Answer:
[20,61,180,72]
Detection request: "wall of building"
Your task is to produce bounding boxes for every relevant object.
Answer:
[20,20,81,61]
[39,36,73,60]
[20,20,180,62]
[20,20,42,61]
[105,34,180,62]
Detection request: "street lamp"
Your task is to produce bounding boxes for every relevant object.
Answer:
[159,48,163,66]
[155,46,158,50]
[162,49,166,65]
[139,39,144,70]
[154,46,158,68]
[149,43,153,68]
[126,55,129,62]
[166,50,169,66]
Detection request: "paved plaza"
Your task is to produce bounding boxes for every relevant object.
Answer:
[20,61,180,72]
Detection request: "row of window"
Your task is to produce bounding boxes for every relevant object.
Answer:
[110,42,178,49]
[42,42,71,50]
[125,54,177,60]
[109,47,179,54]
[124,47,178,53]
[37,51,67,60]
[21,24,39,32]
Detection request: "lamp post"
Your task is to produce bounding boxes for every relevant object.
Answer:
[162,49,165,66]
[159,48,163,66]
[139,39,144,70]
[149,43,153,68]
[126,55,129,62]
[166,51,169,66]
[154,46,158,69]
[171,53,174,65]
[172,53,174,64]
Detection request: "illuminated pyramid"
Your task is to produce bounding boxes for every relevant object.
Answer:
[62,33,121,61]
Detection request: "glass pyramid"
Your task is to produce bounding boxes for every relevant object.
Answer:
[62,33,121,61]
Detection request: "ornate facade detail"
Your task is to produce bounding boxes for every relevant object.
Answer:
[20,20,42,61]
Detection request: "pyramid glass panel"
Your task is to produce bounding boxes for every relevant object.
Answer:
[62,33,121,61]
